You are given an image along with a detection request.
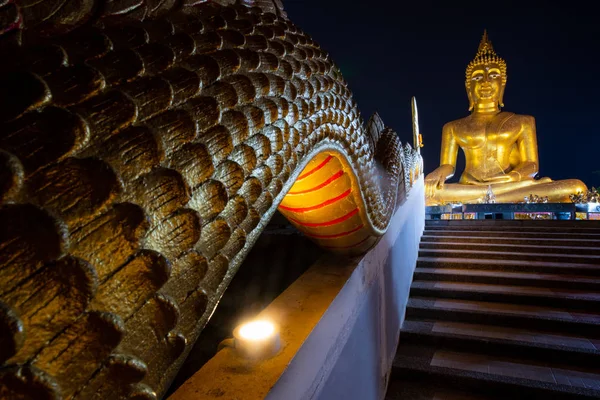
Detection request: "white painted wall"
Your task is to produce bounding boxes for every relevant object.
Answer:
[267,177,425,400]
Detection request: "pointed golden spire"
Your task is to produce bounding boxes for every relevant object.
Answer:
[476,29,497,58]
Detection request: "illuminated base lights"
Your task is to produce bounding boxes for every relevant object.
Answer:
[232,320,281,359]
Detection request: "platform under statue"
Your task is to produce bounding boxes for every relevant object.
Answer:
[425,31,587,205]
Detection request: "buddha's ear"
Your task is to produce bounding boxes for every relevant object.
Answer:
[466,83,474,111]
[498,83,506,108]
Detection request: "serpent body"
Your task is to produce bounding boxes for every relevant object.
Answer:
[0,0,421,398]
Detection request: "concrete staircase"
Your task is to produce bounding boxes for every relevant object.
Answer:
[386,220,600,400]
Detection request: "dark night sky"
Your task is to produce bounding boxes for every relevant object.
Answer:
[284,1,600,188]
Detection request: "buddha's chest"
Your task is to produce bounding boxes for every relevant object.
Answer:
[453,118,519,151]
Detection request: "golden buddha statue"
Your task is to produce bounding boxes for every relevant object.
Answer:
[425,31,587,205]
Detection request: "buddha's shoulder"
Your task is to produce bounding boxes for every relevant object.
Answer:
[442,115,471,130]
[443,116,467,126]
[502,112,536,127]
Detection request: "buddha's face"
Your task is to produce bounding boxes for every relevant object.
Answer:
[467,62,504,107]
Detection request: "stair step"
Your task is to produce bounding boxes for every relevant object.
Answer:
[424,220,600,231]
[402,320,600,366]
[385,377,498,400]
[421,230,600,240]
[417,257,600,276]
[419,248,600,265]
[413,268,600,290]
[410,281,600,310]
[424,226,600,234]
[408,297,600,323]
[420,241,600,255]
[406,298,600,336]
[421,235,600,247]
[392,344,600,399]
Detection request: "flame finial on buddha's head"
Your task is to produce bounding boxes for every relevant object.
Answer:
[476,30,495,57]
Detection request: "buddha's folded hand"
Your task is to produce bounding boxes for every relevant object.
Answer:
[425,169,446,198]
[482,173,514,184]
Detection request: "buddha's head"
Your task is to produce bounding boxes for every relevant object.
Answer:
[465,31,507,111]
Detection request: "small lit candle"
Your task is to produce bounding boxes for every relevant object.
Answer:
[233,319,280,359]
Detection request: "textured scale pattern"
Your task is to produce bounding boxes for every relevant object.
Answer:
[0,0,422,398]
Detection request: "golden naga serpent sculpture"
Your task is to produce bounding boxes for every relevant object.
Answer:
[0,0,422,398]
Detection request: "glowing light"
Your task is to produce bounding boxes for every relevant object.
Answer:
[238,320,275,341]
[233,319,281,359]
